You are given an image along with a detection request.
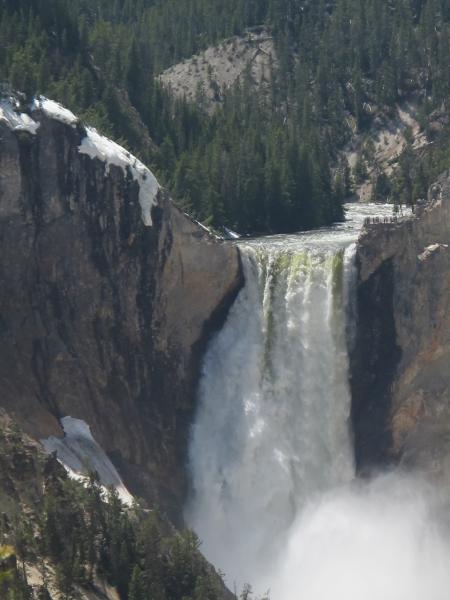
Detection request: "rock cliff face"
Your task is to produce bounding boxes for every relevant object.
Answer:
[159,28,276,114]
[0,99,242,520]
[352,178,450,482]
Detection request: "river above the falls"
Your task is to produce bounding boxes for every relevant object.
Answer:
[238,202,397,251]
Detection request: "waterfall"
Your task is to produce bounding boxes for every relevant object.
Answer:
[185,236,357,589]
[185,205,450,599]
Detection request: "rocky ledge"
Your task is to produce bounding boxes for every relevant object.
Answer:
[351,176,450,484]
[0,96,242,521]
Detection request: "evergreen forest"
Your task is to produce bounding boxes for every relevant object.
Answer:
[0,420,236,600]
[1,0,450,231]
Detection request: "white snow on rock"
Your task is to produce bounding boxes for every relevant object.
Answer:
[0,99,40,134]
[221,226,241,240]
[418,243,449,262]
[79,127,160,226]
[182,212,223,239]
[32,96,78,126]
[0,94,159,226]
[41,416,134,506]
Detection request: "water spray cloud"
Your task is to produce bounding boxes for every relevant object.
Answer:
[274,473,450,600]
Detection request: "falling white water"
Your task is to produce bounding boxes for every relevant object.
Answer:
[185,204,450,598]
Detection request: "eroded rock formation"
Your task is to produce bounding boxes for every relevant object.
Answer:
[0,101,242,520]
[352,177,450,482]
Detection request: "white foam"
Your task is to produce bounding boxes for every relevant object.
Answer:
[41,416,133,506]
[79,128,160,226]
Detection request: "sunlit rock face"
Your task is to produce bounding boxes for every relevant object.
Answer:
[0,97,242,519]
[352,175,450,481]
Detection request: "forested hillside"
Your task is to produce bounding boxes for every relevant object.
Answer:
[2,0,450,233]
[0,417,230,600]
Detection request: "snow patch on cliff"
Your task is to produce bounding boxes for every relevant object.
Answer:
[0,95,159,226]
[0,99,40,134]
[418,243,449,262]
[221,226,241,240]
[79,127,160,226]
[41,416,133,506]
[32,97,78,126]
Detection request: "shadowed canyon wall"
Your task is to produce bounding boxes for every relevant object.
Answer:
[0,106,242,519]
[352,177,450,482]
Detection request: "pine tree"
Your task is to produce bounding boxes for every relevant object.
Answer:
[128,565,146,600]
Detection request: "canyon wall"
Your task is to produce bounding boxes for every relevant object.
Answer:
[4,95,450,524]
[352,178,450,482]
[0,102,242,519]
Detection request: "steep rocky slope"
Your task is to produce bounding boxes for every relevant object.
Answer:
[0,413,231,600]
[0,96,242,520]
[159,28,275,113]
[0,412,118,599]
[352,178,450,483]
[343,100,429,202]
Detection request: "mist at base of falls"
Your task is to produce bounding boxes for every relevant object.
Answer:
[185,205,448,599]
[272,473,450,600]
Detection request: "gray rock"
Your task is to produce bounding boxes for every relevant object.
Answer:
[351,175,450,487]
[0,107,242,521]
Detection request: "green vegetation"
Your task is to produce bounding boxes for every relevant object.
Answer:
[1,1,450,230]
[1,477,228,599]
[0,417,275,599]
[0,418,229,600]
[0,545,22,600]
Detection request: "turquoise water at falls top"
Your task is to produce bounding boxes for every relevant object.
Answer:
[185,204,450,600]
